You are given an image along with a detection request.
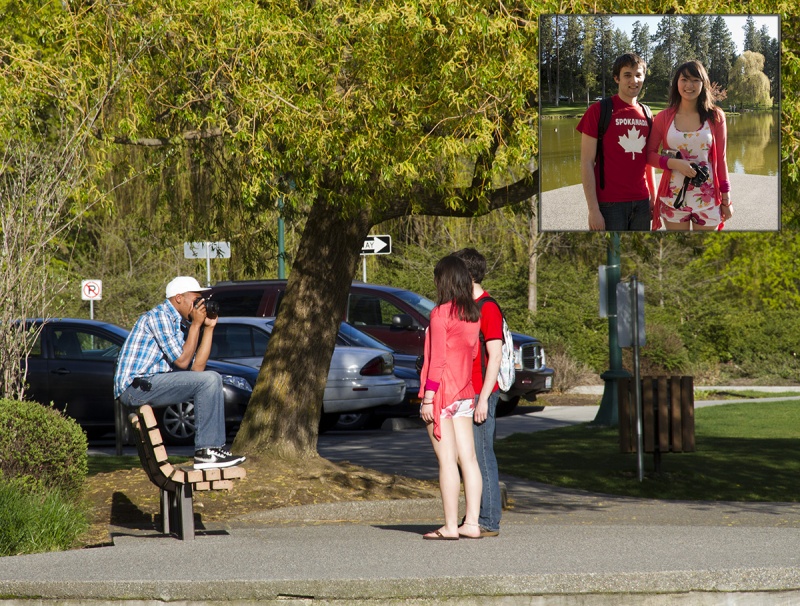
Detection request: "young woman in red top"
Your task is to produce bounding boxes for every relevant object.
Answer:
[418,255,483,540]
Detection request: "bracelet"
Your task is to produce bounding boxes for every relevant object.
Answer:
[721,200,731,207]
[422,401,433,405]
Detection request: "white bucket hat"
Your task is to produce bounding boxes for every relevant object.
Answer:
[165,276,210,298]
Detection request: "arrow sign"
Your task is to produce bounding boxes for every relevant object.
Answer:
[361,235,392,255]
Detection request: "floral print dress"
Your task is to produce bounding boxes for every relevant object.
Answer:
[660,120,720,226]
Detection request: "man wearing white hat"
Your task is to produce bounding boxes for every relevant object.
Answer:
[114,276,245,469]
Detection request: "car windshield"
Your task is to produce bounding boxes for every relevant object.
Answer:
[338,322,392,351]
[392,290,435,320]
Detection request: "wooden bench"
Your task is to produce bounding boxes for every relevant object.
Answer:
[128,404,246,540]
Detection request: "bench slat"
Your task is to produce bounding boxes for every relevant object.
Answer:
[140,405,159,429]
[194,480,234,491]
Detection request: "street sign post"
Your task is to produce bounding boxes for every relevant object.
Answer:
[360,235,392,282]
[184,241,231,286]
[617,277,646,482]
[81,280,102,320]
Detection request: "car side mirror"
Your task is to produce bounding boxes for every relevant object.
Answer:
[391,314,414,329]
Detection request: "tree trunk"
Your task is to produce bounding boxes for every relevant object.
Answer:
[232,199,372,459]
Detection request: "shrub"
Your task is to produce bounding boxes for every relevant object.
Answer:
[0,398,88,500]
[546,345,601,393]
[623,321,691,377]
[0,477,88,556]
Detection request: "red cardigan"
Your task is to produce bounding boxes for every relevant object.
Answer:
[418,302,480,441]
[646,106,730,230]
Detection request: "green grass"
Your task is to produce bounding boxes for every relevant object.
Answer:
[695,389,800,400]
[496,400,800,502]
[540,101,669,117]
[0,481,88,556]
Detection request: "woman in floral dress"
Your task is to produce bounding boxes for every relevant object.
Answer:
[647,60,733,230]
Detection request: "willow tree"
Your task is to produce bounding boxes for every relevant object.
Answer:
[25,0,535,458]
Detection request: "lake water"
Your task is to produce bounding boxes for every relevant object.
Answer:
[539,111,779,192]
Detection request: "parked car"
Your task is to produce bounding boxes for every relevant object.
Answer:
[208,280,554,416]
[252,318,420,431]
[21,318,253,445]
[207,317,407,431]
[334,322,421,430]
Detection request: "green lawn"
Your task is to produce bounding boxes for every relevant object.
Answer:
[495,400,800,502]
[540,101,669,117]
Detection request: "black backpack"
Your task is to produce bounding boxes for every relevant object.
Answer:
[596,97,653,190]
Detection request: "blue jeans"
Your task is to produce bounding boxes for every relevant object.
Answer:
[474,391,501,532]
[119,371,225,451]
[598,198,651,231]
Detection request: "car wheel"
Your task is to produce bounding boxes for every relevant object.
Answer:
[158,402,196,446]
[496,396,520,417]
[319,412,340,434]
[335,411,374,431]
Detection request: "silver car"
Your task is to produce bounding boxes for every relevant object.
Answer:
[208,317,406,429]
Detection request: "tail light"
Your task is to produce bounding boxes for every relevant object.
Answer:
[360,353,394,376]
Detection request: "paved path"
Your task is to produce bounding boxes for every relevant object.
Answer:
[540,173,779,231]
[3,397,800,604]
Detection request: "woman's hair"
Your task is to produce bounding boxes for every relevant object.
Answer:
[669,60,719,124]
[433,255,481,323]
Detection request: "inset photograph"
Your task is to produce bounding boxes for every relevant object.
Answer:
[538,14,780,232]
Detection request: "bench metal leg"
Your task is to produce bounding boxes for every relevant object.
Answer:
[160,489,171,535]
[159,485,195,539]
[173,484,195,540]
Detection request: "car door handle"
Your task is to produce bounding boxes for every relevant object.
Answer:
[51,368,71,375]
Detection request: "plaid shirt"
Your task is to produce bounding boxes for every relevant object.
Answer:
[114,300,186,398]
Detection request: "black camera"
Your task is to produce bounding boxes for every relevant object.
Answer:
[205,299,220,319]
[194,297,220,319]
[689,163,710,187]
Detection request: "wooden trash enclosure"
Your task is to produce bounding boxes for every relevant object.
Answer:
[618,376,695,471]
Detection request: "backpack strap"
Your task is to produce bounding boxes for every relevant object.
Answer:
[596,97,613,190]
[639,102,653,131]
[476,296,501,383]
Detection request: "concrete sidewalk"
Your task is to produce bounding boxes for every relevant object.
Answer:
[3,400,800,604]
[540,172,779,231]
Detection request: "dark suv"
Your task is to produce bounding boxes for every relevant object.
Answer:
[208,280,553,415]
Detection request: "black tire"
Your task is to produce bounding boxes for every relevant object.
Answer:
[319,412,341,434]
[158,402,196,445]
[496,396,520,418]
[335,411,374,431]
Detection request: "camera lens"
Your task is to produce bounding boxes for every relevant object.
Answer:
[205,300,220,319]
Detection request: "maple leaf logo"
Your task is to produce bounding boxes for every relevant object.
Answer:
[618,127,646,158]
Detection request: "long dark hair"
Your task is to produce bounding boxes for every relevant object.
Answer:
[668,60,719,124]
[433,255,481,323]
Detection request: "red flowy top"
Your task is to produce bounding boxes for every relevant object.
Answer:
[418,301,480,441]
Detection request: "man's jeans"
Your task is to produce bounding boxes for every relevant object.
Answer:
[598,198,651,231]
[474,391,501,532]
[119,371,225,451]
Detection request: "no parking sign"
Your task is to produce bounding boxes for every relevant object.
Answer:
[82,280,102,319]
[81,280,103,301]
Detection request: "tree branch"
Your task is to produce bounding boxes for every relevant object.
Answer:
[380,168,538,222]
[102,127,225,147]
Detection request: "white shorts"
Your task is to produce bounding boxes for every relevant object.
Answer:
[441,398,475,419]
